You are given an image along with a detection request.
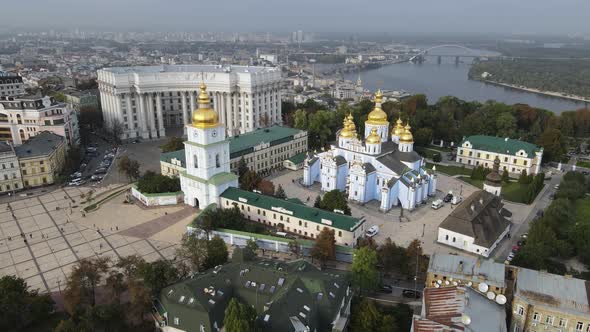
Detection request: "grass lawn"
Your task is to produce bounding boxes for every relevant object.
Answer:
[576,160,590,169]
[425,162,471,176]
[429,144,454,152]
[458,176,536,204]
[574,197,590,223]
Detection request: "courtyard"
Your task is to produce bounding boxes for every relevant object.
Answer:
[0,184,197,295]
[269,169,534,257]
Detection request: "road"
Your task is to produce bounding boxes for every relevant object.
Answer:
[492,159,577,261]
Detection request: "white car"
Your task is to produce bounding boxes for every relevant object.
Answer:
[431,199,444,210]
[507,253,515,262]
[554,184,560,190]
[365,225,379,238]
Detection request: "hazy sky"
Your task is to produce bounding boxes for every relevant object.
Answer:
[4,0,590,35]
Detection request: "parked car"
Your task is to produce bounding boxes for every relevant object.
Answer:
[365,225,379,238]
[402,289,421,299]
[94,168,107,175]
[90,175,103,181]
[521,233,528,240]
[443,193,453,203]
[507,253,515,262]
[512,245,520,253]
[431,199,444,210]
[451,196,463,205]
[70,172,82,179]
[554,184,560,190]
[378,285,393,294]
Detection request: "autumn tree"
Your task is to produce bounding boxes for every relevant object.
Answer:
[257,179,275,196]
[117,155,140,181]
[239,170,261,191]
[311,227,336,267]
[63,257,111,315]
[176,233,209,272]
[275,184,287,199]
[136,259,180,296]
[160,136,185,153]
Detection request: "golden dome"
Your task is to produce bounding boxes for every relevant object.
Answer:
[339,120,354,138]
[366,127,381,144]
[400,122,414,143]
[192,83,219,128]
[393,117,405,136]
[366,90,388,125]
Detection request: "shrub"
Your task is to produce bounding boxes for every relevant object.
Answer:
[136,171,180,194]
[432,153,442,162]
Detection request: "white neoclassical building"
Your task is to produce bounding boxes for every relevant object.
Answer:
[97,65,282,140]
[302,91,437,212]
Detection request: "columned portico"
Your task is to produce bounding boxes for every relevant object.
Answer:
[156,92,164,137]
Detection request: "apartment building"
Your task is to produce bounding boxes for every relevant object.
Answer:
[15,132,66,188]
[0,75,25,97]
[0,142,23,193]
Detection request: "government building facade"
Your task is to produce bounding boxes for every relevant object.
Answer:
[97,65,282,140]
[302,91,437,211]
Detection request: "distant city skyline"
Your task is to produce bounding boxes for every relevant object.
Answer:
[2,0,590,36]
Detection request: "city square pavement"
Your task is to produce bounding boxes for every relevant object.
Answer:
[0,185,197,294]
[269,169,534,257]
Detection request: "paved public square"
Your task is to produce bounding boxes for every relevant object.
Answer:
[269,169,534,257]
[0,185,197,294]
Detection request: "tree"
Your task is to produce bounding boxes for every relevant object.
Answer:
[313,195,322,208]
[117,155,140,181]
[288,240,302,257]
[350,298,382,332]
[257,179,275,196]
[204,235,229,270]
[275,184,287,199]
[351,246,379,294]
[518,170,531,184]
[293,109,308,129]
[0,275,53,331]
[136,260,180,296]
[405,239,428,278]
[501,170,510,183]
[311,227,336,267]
[176,233,209,272]
[377,238,407,275]
[537,128,566,162]
[107,118,124,144]
[160,136,184,153]
[413,127,433,147]
[237,157,249,178]
[432,153,442,163]
[246,239,259,256]
[239,170,261,191]
[63,257,110,315]
[319,190,351,215]
[223,298,257,332]
[136,171,181,193]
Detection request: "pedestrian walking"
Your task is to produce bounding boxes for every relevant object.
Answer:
[29,233,32,239]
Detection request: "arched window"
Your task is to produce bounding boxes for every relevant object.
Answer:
[215,154,220,168]
[445,234,449,241]
[193,154,198,168]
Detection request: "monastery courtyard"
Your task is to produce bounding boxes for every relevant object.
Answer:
[0,184,196,294]
[270,169,533,256]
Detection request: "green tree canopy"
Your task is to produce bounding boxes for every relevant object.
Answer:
[223,298,257,332]
[160,136,185,153]
[352,246,380,294]
[0,275,53,331]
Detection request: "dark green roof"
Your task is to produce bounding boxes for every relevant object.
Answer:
[462,135,541,157]
[15,131,65,158]
[220,187,364,232]
[161,126,306,163]
[229,126,306,159]
[287,152,306,165]
[160,149,186,167]
[159,259,351,332]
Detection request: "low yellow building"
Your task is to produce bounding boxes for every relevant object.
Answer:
[510,268,590,332]
[457,135,543,175]
[15,131,66,188]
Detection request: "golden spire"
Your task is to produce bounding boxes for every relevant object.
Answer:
[366,127,381,144]
[366,90,388,125]
[192,83,219,128]
[339,116,354,138]
[400,120,414,143]
[393,116,405,136]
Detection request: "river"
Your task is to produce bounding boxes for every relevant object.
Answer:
[343,53,587,114]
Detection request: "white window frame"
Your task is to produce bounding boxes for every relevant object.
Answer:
[516,305,524,316]
[174,317,180,325]
[533,312,541,321]
[545,315,554,326]
[559,318,567,328]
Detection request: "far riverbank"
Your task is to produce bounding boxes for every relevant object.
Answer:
[479,79,590,105]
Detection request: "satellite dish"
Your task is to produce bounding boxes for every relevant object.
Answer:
[434,283,440,288]
[437,280,442,284]
[487,291,496,300]
[461,314,471,325]
[467,281,473,287]
[445,280,450,285]
[449,277,453,281]
[478,282,489,293]
[453,281,458,286]
[496,294,507,305]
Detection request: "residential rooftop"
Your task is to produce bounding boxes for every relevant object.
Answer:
[15,132,65,158]
[461,135,542,157]
[220,187,364,232]
[515,267,590,316]
[428,253,506,288]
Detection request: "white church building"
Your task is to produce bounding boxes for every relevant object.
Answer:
[179,83,238,208]
[302,91,437,211]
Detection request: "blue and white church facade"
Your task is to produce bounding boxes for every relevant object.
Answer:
[302,91,437,211]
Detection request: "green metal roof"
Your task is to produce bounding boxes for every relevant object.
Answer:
[287,152,306,165]
[229,126,305,159]
[161,126,306,164]
[220,187,364,232]
[159,259,352,332]
[461,135,541,157]
[160,149,186,167]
